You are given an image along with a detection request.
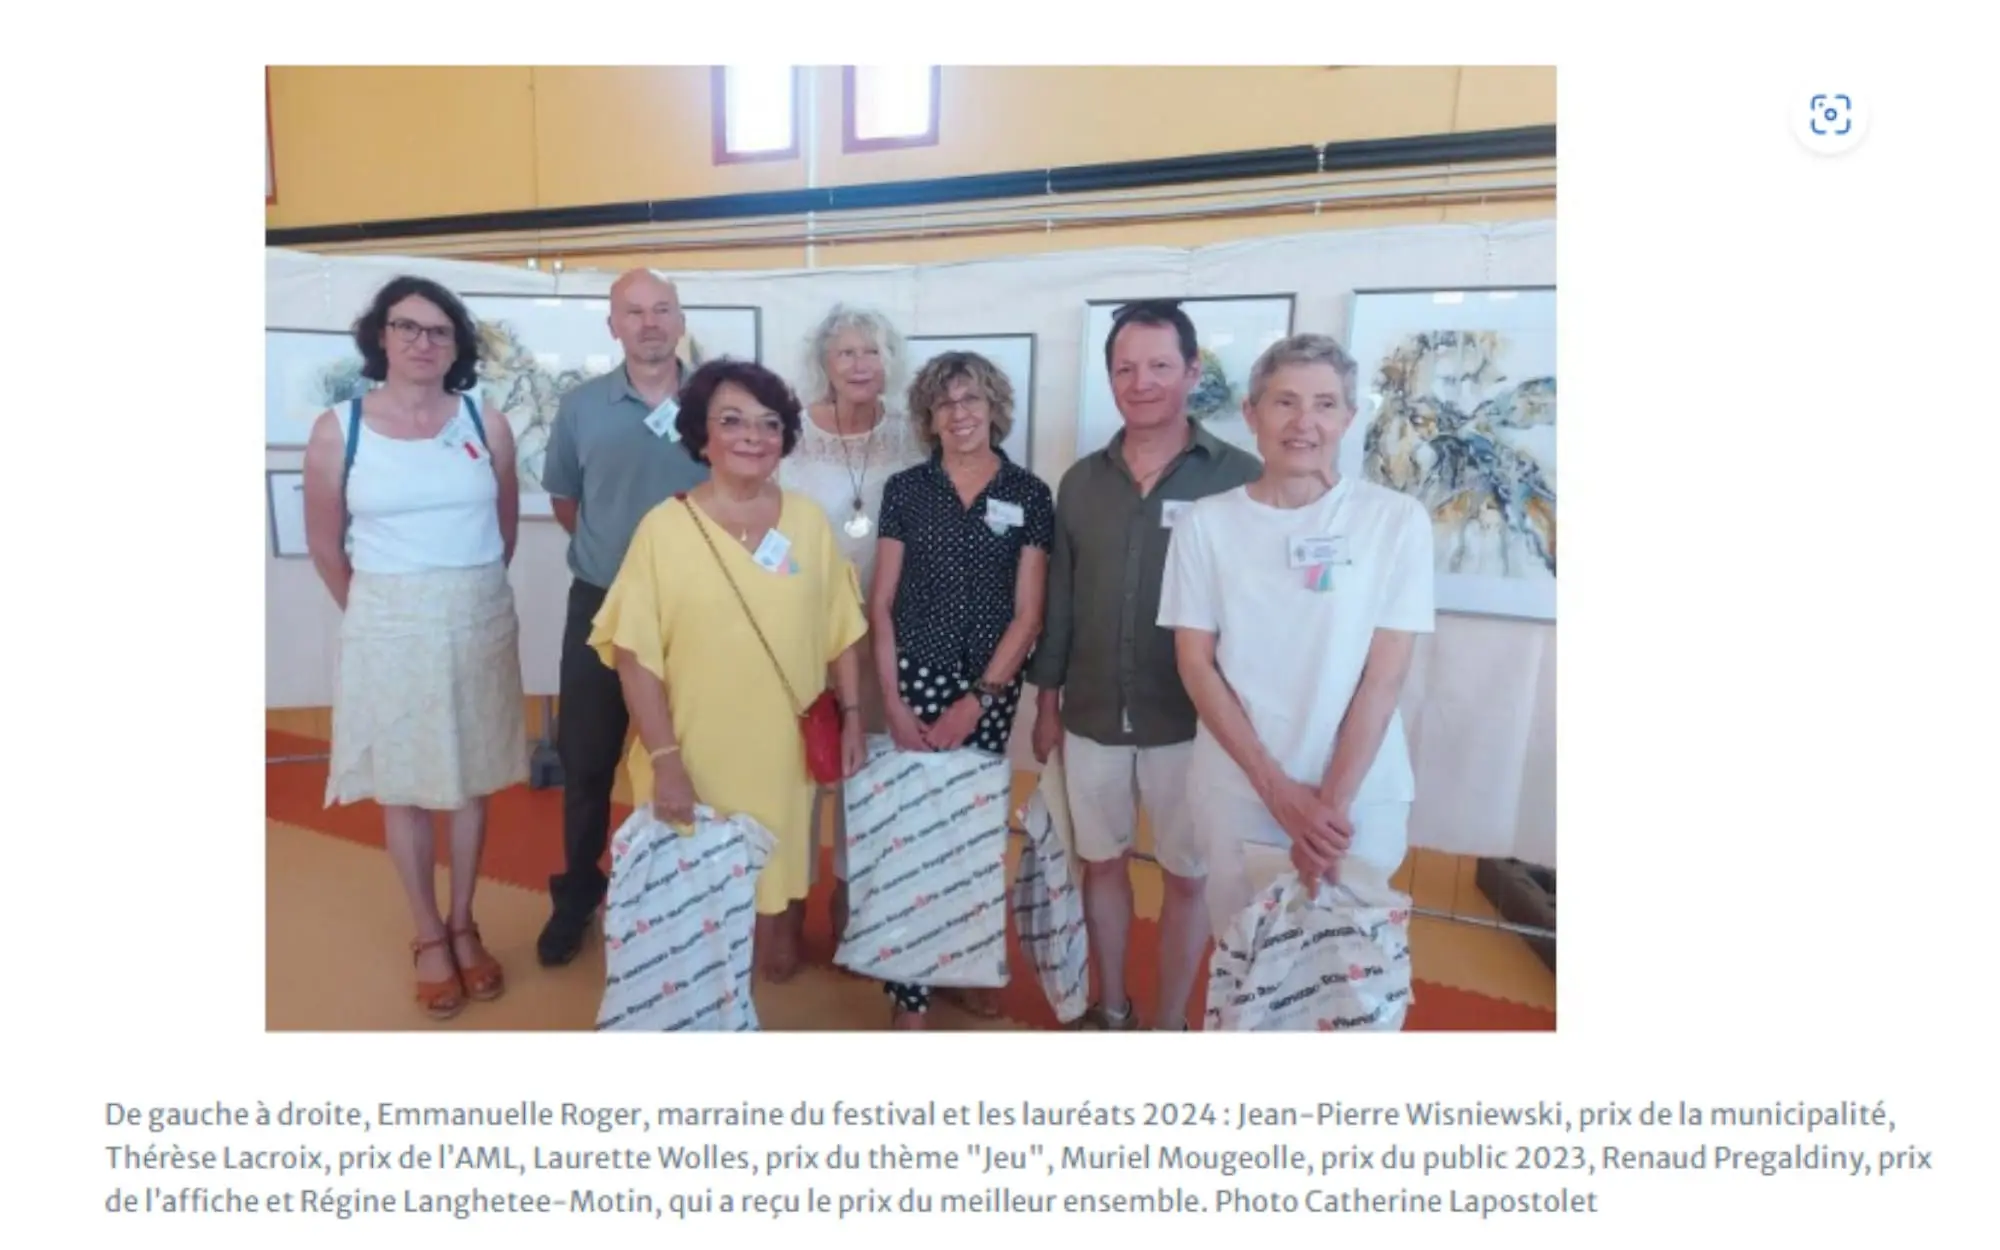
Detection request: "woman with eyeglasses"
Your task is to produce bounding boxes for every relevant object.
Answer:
[301,275,528,1024]
[589,359,870,985]
[867,351,1055,1027]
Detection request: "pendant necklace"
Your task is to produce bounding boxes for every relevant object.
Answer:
[834,404,877,539]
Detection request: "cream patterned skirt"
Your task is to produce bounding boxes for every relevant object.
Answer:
[325,562,528,810]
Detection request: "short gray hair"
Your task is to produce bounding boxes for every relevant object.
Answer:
[799,304,908,407]
[1247,333,1359,410]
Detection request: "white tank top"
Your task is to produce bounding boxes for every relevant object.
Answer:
[342,396,504,575]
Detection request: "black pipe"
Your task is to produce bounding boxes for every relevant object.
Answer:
[265,124,1553,248]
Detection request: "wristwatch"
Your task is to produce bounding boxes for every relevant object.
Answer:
[973,680,1003,709]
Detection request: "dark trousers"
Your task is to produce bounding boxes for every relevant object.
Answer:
[551,579,627,918]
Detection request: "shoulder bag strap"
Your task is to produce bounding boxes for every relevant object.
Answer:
[678,495,804,716]
[340,397,364,546]
[461,393,489,448]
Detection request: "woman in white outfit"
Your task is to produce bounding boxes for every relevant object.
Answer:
[301,275,527,1023]
[777,304,927,945]
[1158,333,1436,946]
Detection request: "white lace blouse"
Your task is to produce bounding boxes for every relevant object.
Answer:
[779,407,930,595]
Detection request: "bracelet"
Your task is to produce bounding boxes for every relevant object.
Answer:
[648,745,680,761]
[841,706,862,718]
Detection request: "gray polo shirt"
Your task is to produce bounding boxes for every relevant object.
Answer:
[1026,421,1262,747]
[542,365,710,589]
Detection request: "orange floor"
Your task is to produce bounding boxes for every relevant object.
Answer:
[266,709,1555,1033]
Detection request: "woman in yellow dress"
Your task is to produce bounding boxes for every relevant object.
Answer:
[589,359,869,982]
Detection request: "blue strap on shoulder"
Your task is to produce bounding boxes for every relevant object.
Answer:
[340,397,364,545]
[461,393,489,449]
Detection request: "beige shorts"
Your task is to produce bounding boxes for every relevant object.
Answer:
[1203,798,1411,944]
[1062,733,1203,879]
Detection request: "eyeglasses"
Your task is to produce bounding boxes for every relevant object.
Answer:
[931,395,989,417]
[387,318,455,347]
[712,412,785,438]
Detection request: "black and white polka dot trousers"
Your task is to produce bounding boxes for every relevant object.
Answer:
[886,661,1022,1015]
[895,661,1023,756]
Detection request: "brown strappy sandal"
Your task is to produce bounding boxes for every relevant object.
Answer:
[411,935,465,1020]
[451,923,505,1002]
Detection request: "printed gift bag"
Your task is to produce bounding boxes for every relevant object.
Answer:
[1204,850,1415,1032]
[1010,766,1090,1024]
[835,736,1011,988]
[596,805,774,1032]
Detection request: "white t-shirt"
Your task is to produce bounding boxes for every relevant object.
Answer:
[1157,478,1436,809]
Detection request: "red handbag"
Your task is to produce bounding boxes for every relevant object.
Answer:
[798,688,844,786]
[681,497,846,786]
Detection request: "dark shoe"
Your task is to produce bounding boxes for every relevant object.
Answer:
[537,908,591,967]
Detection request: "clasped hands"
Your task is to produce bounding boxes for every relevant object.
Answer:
[1264,774,1353,888]
[888,693,982,754]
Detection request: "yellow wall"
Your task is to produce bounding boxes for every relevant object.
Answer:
[267,65,1554,269]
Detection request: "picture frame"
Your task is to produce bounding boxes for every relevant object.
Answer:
[904,332,1036,468]
[1343,285,1557,622]
[1075,293,1295,460]
[683,304,764,368]
[265,327,369,450]
[267,469,309,559]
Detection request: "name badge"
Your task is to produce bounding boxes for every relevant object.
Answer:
[751,529,793,573]
[985,498,1025,530]
[643,398,680,439]
[1288,535,1348,569]
[438,413,484,461]
[1160,500,1192,529]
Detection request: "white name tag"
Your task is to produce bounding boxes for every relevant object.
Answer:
[1161,500,1192,529]
[751,529,793,572]
[1288,535,1349,568]
[438,413,483,460]
[985,498,1025,529]
[643,398,680,439]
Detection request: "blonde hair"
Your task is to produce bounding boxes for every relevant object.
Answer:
[799,304,908,406]
[907,351,1015,453]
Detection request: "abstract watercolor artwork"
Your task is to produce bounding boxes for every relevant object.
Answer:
[265,329,370,448]
[1074,294,1294,460]
[905,333,1036,468]
[1344,287,1557,621]
[461,295,764,517]
[461,295,616,517]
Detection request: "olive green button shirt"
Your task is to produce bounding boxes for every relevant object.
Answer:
[1026,421,1263,747]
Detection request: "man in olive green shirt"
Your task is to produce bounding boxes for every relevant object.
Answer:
[1027,301,1262,1030]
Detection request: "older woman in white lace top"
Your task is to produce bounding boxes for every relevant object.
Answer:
[777,303,928,944]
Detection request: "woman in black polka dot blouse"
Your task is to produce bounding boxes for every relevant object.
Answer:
[868,350,1055,1028]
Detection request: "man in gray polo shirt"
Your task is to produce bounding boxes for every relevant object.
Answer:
[1027,300,1262,1029]
[536,268,710,966]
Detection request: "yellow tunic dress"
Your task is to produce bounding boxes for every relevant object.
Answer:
[588,491,867,915]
